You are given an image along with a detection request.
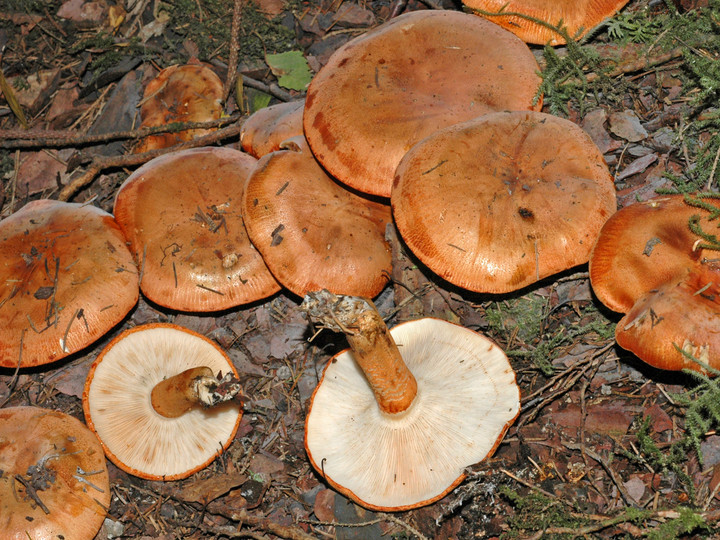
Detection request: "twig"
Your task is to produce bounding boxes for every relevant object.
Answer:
[241,75,294,102]
[214,508,317,540]
[57,118,245,201]
[0,114,243,149]
[224,0,244,102]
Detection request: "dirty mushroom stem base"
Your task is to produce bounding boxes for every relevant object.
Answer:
[151,366,243,418]
[302,290,417,414]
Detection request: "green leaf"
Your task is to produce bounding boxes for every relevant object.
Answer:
[265,50,313,91]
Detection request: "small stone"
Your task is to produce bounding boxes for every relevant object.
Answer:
[608,110,648,142]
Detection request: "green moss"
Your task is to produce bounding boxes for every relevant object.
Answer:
[499,486,590,538]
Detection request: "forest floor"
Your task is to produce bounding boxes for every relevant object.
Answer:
[2,0,720,538]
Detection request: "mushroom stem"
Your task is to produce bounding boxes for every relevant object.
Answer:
[302,290,417,414]
[151,367,243,418]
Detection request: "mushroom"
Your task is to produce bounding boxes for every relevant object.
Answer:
[82,323,243,480]
[392,110,616,293]
[0,199,139,368]
[303,9,542,198]
[242,136,392,298]
[134,63,224,153]
[240,99,305,158]
[0,406,110,540]
[615,265,720,372]
[589,194,707,313]
[113,146,281,312]
[463,0,630,45]
[301,290,520,511]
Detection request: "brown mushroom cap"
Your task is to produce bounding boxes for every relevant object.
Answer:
[589,195,707,313]
[134,63,224,153]
[0,199,139,368]
[305,317,520,511]
[303,9,542,198]
[463,0,630,45]
[113,146,280,311]
[615,266,720,372]
[392,110,616,293]
[242,137,392,297]
[0,406,110,540]
[83,323,242,480]
[240,100,305,158]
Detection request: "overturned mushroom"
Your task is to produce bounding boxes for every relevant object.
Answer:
[0,200,138,368]
[83,323,243,480]
[301,290,520,511]
[392,110,616,293]
[0,406,110,540]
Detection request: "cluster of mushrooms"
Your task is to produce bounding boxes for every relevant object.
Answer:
[2,3,719,536]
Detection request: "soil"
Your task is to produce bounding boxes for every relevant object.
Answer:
[2,0,720,538]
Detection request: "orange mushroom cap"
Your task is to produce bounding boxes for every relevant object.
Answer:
[615,265,720,372]
[464,0,630,45]
[392,110,616,293]
[83,323,242,480]
[0,406,110,540]
[303,9,542,198]
[589,195,708,313]
[242,137,392,298]
[240,100,305,158]
[134,63,224,153]
[113,146,281,311]
[0,200,139,368]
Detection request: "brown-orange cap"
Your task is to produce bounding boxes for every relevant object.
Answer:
[304,9,542,198]
[616,265,720,372]
[240,100,305,158]
[114,146,280,311]
[464,0,630,45]
[392,110,616,293]
[0,406,110,540]
[134,63,224,153]
[243,137,392,297]
[0,200,139,368]
[589,195,707,313]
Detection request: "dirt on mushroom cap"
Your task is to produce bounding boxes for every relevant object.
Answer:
[0,199,139,368]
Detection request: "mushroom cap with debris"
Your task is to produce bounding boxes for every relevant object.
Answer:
[83,323,243,480]
[0,199,139,368]
[0,406,110,540]
[305,317,520,511]
[113,146,280,312]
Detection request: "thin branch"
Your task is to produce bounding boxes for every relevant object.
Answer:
[57,118,245,201]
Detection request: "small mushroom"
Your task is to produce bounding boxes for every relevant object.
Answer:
[304,9,542,198]
[464,0,630,45]
[242,136,392,298]
[589,194,707,313]
[392,110,616,293]
[83,323,243,480]
[0,199,139,368]
[0,406,110,540]
[615,266,720,372]
[240,99,305,158]
[134,63,224,153]
[113,146,280,312]
[301,290,520,511]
